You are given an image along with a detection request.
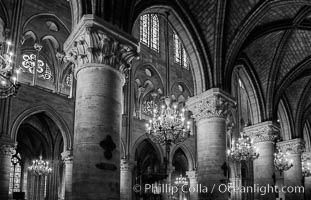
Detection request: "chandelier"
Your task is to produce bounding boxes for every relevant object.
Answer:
[174,174,188,186]
[0,41,20,98]
[302,160,311,177]
[146,94,191,145]
[227,132,259,163]
[28,156,52,176]
[274,147,293,172]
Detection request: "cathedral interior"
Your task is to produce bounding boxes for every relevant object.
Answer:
[1,0,311,200]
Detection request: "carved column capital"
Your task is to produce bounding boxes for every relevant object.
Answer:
[120,159,136,171]
[186,88,235,121]
[277,138,305,155]
[243,121,280,143]
[64,15,139,77]
[186,170,197,180]
[0,144,16,156]
[61,150,73,163]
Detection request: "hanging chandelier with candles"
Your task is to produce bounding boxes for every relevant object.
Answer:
[146,93,191,145]
[28,156,52,176]
[227,132,259,163]
[174,174,188,186]
[0,41,20,98]
[274,147,293,172]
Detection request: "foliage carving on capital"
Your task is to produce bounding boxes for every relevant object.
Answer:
[0,144,16,156]
[65,27,138,74]
[187,94,234,121]
[244,123,280,143]
[277,139,305,155]
[61,150,73,163]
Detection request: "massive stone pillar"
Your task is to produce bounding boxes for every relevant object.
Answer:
[120,159,135,200]
[61,150,73,200]
[186,170,198,200]
[244,121,280,200]
[186,88,235,200]
[0,141,15,200]
[64,15,138,200]
[278,138,305,200]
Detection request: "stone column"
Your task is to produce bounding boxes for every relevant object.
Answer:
[186,170,198,200]
[64,15,138,200]
[302,152,311,199]
[244,121,280,200]
[0,142,16,200]
[278,138,305,200]
[61,150,73,200]
[186,88,235,200]
[120,159,135,200]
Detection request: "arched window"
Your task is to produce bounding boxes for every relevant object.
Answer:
[173,31,189,70]
[139,14,159,52]
[9,152,22,194]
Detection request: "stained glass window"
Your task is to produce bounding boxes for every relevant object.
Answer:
[140,14,150,46]
[151,14,159,51]
[20,54,53,80]
[173,32,181,64]
[9,153,21,194]
[173,31,189,70]
[139,14,159,52]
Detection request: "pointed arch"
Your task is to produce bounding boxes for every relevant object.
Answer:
[132,134,163,164]
[232,60,264,124]
[170,143,195,170]
[10,104,72,151]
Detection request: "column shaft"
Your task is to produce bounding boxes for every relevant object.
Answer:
[0,143,15,200]
[186,88,235,200]
[120,159,135,200]
[244,121,280,200]
[278,138,304,200]
[253,141,275,200]
[305,176,311,199]
[73,64,124,200]
[64,160,73,200]
[197,117,227,199]
[186,170,198,200]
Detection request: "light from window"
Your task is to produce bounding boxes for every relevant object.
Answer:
[173,31,189,70]
[20,54,53,80]
[238,79,245,89]
[140,14,150,46]
[9,153,21,194]
[173,32,181,64]
[139,14,159,52]
[151,14,159,51]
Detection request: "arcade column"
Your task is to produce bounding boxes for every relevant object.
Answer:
[64,15,138,200]
[186,88,235,200]
[244,121,280,200]
[277,138,304,200]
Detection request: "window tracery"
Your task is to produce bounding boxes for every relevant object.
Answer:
[19,53,53,80]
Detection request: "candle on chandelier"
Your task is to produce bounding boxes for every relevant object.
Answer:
[6,41,11,54]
